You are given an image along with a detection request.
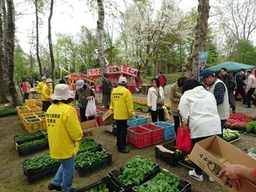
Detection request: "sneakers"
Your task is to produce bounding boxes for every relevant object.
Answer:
[188,170,203,182]
[209,176,215,182]
[48,183,62,191]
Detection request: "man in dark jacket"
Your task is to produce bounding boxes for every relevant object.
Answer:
[101,73,113,109]
[234,68,247,105]
[220,68,236,113]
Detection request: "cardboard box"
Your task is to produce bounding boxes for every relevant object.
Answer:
[189,136,256,192]
[80,119,99,139]
[102,110,114,122]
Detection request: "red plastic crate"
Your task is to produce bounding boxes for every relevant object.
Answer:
[141,123,164,144]
[127,126,151,148]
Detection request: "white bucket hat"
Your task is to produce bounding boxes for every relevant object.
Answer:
[41,76,47,80]
[51,84,73,100]
[76,80,85,89]
[118,76,127,85]
[46,78,53,83]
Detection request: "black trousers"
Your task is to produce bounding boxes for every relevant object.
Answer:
[247,88,256,107]
[150,109,164,122]
[173,115,180,135]
[42,101,51,112]
[192,136,210,175]
[80,107,95,122]
[235,86,247,104]
[116,120,128,150]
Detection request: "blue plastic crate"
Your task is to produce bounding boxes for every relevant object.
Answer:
[153,121,175,140]
[137,115,149,125]
[127,117,140,127]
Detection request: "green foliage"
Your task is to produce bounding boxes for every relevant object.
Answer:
[245,121,256,133]
[233,40,256,65]
[0,108,17,118]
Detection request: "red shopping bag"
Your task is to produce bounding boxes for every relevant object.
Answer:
[175,127,192,153]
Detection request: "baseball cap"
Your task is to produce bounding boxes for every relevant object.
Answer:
[118,76,127,85]
[76,80,85,89]
[51,84,73,100]
[200,70,213,82]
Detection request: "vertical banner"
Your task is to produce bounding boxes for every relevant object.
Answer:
[198,52,208,71]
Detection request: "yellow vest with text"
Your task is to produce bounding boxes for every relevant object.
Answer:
[46,103,83,159]
[110,86,135,120]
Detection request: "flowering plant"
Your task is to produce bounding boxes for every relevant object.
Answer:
[225,113,254,130]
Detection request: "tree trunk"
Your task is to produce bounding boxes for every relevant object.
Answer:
[0,0,9,103]
[97,0,105,76]
[35,0,42,76]
[5,0,19,106]
[186,0,210,79]
[48,0,55,86]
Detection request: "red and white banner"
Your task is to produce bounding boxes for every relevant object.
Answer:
[87,68,101,76]
[121,65,138,77]
[107,65,120,74]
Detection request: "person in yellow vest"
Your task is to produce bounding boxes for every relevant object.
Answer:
[46,84,82,192]
[36,76,47,95]
[42,78,53,112]
[110,76,135,153]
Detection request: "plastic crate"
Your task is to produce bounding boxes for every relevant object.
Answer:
[24,118,43,133]
[34,99,42,107]
[132,174,191,192]
[134,115,148,125]
[155,140,187,166]
[16,106,31,118]
[127,126,152,148]
[28,106,42,112]
[141,123,164,144]
[127,117,140,127]
[15,138,49,156]
[78,139,102,154]
[152,121,175,140]
[22,160,60,184]
[75,153,112,177]
[109,163,160,192]
[76,176,125,192]
[13,131,44,144]
[25,99,36,108]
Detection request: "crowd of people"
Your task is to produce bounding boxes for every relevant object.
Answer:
[18,68,256,191]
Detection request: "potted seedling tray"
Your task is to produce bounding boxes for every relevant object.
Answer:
[76,176,125,192]
[109,156,160,192]
[78,139,102,154]
[155,139,187,166]
[75,150,112,177]
[13,131,45,145]
[22,154,60,184]
[131,171,191,192]
[15,137,49,156]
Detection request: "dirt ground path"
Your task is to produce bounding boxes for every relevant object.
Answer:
[0,89,255,192]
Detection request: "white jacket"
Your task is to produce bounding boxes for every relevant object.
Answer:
[178,86,221,139]
[246,74,256,92]
[147,86,165,111]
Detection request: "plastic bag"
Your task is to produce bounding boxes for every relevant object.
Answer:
[85,98,97,117]
[175,127,192,153]
[163,106,171,121]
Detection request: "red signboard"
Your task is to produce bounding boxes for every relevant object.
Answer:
[120,65,138,77]
[107,65,120,74]
[87,68,101,76]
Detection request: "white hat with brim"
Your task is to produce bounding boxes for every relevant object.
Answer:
[42,76,47,80]
[46,78,53,83]
[76,80,85,89]
[51,84,73,100]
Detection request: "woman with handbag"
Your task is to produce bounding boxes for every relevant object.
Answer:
[147,78,165,122]
[178,79,221,183]
[75,80,95,122]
